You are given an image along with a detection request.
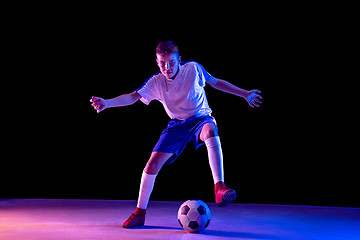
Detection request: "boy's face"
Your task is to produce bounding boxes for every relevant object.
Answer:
[156,53,181,79]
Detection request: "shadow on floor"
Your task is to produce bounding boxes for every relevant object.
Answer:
[125,225,283,239]
[123,225,182,231]
[202,229,285,239]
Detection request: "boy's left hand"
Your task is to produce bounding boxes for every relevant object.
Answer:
[245,90,262,108]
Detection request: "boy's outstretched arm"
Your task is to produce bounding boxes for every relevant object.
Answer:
[90,91,141,113]
[207,77,262,108]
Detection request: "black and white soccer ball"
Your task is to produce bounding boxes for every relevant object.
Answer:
[177,200,211,233]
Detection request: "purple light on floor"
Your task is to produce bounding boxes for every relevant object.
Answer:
[1,199,359,239]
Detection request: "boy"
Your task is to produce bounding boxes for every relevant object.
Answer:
[90,41,262,228]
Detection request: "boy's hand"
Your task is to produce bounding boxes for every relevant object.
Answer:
[245,90,262,108]
[90,96,107,113]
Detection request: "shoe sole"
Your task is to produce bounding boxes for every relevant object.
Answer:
[217,189,237,207]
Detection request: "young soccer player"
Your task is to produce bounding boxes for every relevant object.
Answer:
[90,41,262,228]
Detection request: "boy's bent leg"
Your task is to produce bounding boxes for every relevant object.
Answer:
[123,152,173,228]
[200,123,236,207]
[200,123,224,184]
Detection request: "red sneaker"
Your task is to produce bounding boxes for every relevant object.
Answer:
[123,208,146,228]
[215,181,237,207]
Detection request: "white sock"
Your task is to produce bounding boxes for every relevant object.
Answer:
[136,170,157,209]
[205,136,225,184]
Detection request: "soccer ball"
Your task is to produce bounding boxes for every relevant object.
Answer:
[177,200,211,233]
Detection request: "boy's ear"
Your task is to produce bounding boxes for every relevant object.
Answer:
[178,56,181,62]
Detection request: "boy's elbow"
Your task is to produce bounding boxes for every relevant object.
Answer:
[130,91,141,104]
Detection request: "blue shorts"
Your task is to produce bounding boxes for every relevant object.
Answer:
[152,115,217,164]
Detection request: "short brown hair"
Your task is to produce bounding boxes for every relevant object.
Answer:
[156,41,179,55]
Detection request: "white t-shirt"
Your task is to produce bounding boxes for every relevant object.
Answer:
[136,61,212,120]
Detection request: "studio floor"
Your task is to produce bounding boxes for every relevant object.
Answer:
[0,199,359,240]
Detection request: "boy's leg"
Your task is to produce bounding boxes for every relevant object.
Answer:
[137,151,173,209]
[200,123,237,207]
[123,151,173,228]
[200,123,223,184]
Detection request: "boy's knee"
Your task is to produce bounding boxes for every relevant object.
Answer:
[144,161,158,175]
[200,123,218,141]
[144,152,173,174]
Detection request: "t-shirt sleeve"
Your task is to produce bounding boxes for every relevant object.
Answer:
[136,76,159,105]
[195,62,212,86]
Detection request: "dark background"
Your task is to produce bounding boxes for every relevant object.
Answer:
[2,3,357,207]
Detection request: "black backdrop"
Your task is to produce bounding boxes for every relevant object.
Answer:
[2,4,357,207]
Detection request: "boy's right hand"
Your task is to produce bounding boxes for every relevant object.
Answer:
[90,96,107,113]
